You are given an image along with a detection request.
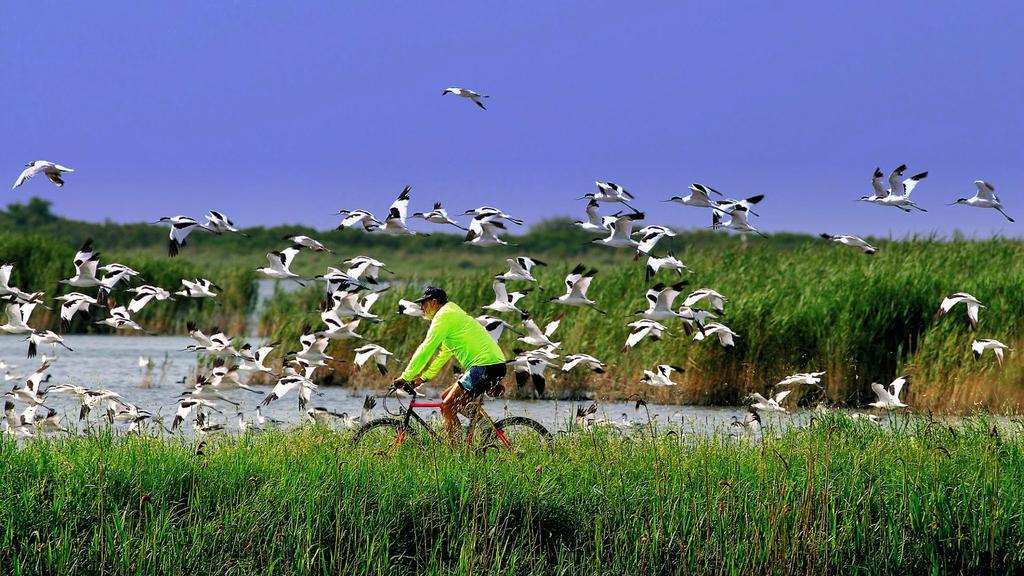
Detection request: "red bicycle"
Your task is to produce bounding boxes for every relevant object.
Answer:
[352,382,552,452]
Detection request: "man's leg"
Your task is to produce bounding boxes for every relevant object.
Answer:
[440,383,466,444]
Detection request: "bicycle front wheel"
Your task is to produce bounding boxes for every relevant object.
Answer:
[352,418,416,453]
[485,416,552,452]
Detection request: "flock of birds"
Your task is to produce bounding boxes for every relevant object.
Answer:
[2,88,1016,440]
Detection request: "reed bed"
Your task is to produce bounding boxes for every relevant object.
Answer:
[1,413,1022,575]
[259,237,1024,411]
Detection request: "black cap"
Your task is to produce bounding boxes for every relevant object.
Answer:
[413,286,448,305]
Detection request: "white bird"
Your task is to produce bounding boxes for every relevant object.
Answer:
[253,406,283,428]
[775,371,826,387]
[204,210,249,237]
[748,390,791,413]
[731,407,762,435]
[820,234,877,254]
[623,319,670,352]
[237,341,277,374]
[127,285,175,314]
[353,344,394,375]
[935,292,984,331]
[464,215,514,247]
[510,350,559,396]
[665,183,722,208]
[207,359,263,394]
[518,316,562,349]
[715,194,765,216]
[343,255,391,287]
[573,199,611,233]
[176,278,221,300]
[683,288,728,314]
[316,267,372,296]
[498,257,547,283]
[95,305,148,333]
[9,361,51,405]
[0,300,38,335]
[868,376,909,409]
[645,252,689,281]
[581,181,641,213]
[319,302,369,341]
[711,206,765,237]
[289,327,335,366]
[326,289,380,322]
[482,278,531,317]
[12,160,74,189]
[283,234,332,253]
[156,216,212,257]
[692,322,738,348]
[640,364,684,387]
[634,281,689,321]
[171,398,223,430]
[972,339,1013,366]
[634,225,676,258]
[591,212,644,248]
[475,315,521,342]
[950,181,1014,222]
[442,86,489,110]
[398,299,424,317]
[305,406,347,426]
[0,260,37,303]
[257,246,305,286]
[548,264,603,312]
[412,202,467,230]
[335,209,382,232]
[561,353,606,374]
[260,367,317,411]
[376,186,425,236]
[461,206,524,226]
[26,331,73,358]
[60,239,104,290]
[860,165,929,212]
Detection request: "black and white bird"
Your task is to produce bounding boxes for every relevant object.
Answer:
[156,216,211,257]
[640,364,684,387]
[935,292,984,330]
[692,322,738,348]
[176,278,221,300]
[290,324,336,366]
[442,86,489,109]
[548,264,603,312]
[319,303,369,342]
[475,315,522,342]
[257,246,304,285]
[683,288,728,314]
[171,397,223,431]
[461,206,524,226]
[53,292,99,332]
[775,371,826,387]
[261,363,318,410]
[591,212,644,248]
[0,261,33,302]
[665,183,722,208]
[711,206,765,237]
[284,234,333,253]
[560,353,606,374]
[183,322,239,356]
[412,202,467,230]
[464,216,514,247]
[645,252,688,281]
[634,225,676,258]
[305,406,347,426]
[127,285,175,314]
[623,319,670,352]
[950,181,1014,222]
[820,234,877,254]
[860,165,929,212]
[237,341,277,374]
[573,199,611,233]
[748,390,791,413]
[398,299,424,317]
[498,257,547,283]
[482,278,531,317]
[96,305,148,333]
[343,255,391,288]
[335,208,382,232]
[715,194,765,217]
[207,359,263,394]
[510,349,559,396]
[26,331,72,358]
[581,181,641,213]
[13,160,74,189]
[205,211,249,237]
[376,186,425,235]
[972,339,1012,366]
[518,316,562,349]
[868,376,908,410]
[634,281,689,321]
[353,344,394,375]
[1,301,38,335]
[731,408,762,435]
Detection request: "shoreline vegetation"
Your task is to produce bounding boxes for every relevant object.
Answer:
[2,198,1023,411]
[1,413,1022,575]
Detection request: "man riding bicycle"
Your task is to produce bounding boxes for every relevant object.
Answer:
[392,286,508,442]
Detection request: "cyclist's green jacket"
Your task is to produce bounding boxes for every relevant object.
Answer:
[400,302,505,381]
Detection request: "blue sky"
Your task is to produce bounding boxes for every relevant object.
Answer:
[2,1,1021,237]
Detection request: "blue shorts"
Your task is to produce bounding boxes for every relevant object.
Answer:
[457,363,508,396]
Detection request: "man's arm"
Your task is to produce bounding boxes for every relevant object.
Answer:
[399,316,447,381]
[420,344,454,381]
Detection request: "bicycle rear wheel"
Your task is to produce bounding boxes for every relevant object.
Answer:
[352,418,415,453]
[484,416,552,452]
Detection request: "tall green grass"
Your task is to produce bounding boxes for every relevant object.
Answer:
[0,234,258,334]
[260,237,1024,410]
[1,413,1022,574]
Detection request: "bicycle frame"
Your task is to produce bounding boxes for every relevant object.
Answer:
[400,398,513,450]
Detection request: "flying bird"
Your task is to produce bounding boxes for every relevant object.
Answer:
[972,339,1012,366]
[950,181,1014,222]
[412,202,467,230]
[935,292,984,330]
[13,161,74,189]
[820,234,877,254]
[156,216,212,257]
[442,86,489,109]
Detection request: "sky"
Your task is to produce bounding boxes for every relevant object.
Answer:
[2,1,1021,238]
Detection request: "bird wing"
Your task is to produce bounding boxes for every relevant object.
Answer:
[974,180,996,201]
[773,390,792,404]
[388,186,411,224]
[492,278,510,303]
[543,317,561,338]
[870,168,888,198]
[887,165,907,194]
[901,172,928,197]
[871,382,892,402]
[889,377,906,400]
